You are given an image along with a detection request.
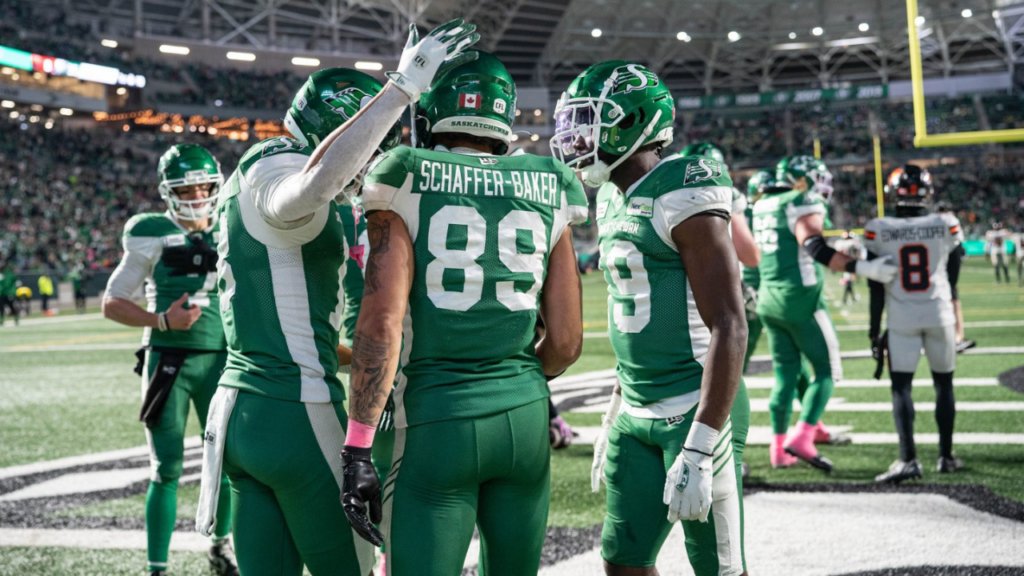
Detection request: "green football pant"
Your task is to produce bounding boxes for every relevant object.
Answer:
[730,380,749,571]
[142,349,231,572]
[743,314,763,374]
[601,410,744,575]
[382,398,550,576]
[762,309,842,435]
[371,426,395,554]
[222,391,376,576]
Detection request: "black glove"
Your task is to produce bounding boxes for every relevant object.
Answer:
[340,446,384,546]
[162,234,219,277]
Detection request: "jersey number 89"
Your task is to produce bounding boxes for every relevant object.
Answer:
[426,205,548,312]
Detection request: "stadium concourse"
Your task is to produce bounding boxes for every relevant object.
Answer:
[2,0,1024,575]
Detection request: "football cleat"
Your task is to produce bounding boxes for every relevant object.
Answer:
[955,339,977,354]
[814,421,852,446]
[937,455,964,474]
[208,539,240,576]
[785,423,833,472]
[875,459,923,484]
[549,415,574,449]
[770,438,797,469]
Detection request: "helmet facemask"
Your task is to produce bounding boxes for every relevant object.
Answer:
[551,70,667,187]
[159,174,223,222]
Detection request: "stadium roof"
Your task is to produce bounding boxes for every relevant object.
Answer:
[49,0,1024,93]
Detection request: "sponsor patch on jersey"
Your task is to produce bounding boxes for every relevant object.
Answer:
[683,158,723,185]
[163,234,187,247]
[665,414,685,427]
[479,157,498,165]
[459,93,481,109]
[596,201,608,220]
[626,197,654,218]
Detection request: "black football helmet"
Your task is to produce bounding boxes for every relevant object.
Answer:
[885,164,933,210]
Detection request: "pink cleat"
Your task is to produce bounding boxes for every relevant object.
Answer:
[786,422,833,472]
[814,421,851,445]
[771,434,798,468]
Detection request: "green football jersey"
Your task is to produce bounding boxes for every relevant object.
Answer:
[117,213,224,351]
[0,267,17,297]
[741,202,760,289]
[751,188,827,321]
[216,136,349,404]
[362,145,588,428]
[595,155,733,410]
[338,196,368,346]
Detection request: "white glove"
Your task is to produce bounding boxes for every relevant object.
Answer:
[856,255,898,283]
[663,422,717,523]
[591,391,622,492]
[386,19,480,102]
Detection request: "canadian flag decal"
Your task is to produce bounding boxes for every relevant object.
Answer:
[459,93,481,108]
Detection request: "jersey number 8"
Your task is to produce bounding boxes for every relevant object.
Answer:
[426,205,548,312]
[899,244,930,292]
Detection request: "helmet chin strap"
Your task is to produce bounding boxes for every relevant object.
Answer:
[580,109,663,188]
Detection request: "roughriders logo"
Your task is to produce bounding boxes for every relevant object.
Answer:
[683,158,723,185]
[323,86,372,120]
[611,64,659,95]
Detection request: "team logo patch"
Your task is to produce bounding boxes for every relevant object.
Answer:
[596,201,609,220]
[675,466,690,492]
[683,158,723,185]
[163,235,187,247]
[459,93,481,109]
[296,95,307,111]
[322,87,372,120]
[611,64,660,95]
[626,197,653,218]
[493,99,507,114]
[261,137,306,157]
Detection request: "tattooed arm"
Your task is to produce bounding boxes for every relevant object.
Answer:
[348,210,414,427]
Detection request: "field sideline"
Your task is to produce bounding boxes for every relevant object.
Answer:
[0,258,1022,574]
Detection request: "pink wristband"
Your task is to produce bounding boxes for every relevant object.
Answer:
[346,420,377,449]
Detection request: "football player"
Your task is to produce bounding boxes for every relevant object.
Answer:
[102,144,237,576]
[194,20,478,576]
[1015,225,1024,287]
[834,231,862,305]
[561,63,747,576]
[0,260,19,326]
[752,155,897,471]
[340,50,587,575]
[868,165,965,482]
[985,220,1011,283]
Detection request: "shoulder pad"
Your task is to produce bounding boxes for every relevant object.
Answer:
[124,213,175,238]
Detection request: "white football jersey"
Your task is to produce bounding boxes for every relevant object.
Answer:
[987,229,1010,254]
[864,212,963,330]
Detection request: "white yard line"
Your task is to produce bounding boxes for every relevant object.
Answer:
[551,373,999,392]
[7,313,105,327]
[570,425,1024,446]
[0,440,202,481]
[0,343,138,353]
[582,319,1024,338]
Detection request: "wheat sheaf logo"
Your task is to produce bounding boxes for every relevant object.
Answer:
[323,87,372,120]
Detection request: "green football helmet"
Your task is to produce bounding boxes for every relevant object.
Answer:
[157,144,223,222]
[416,51,516,154]
[284,67,402,152]
[776,155,834,202]
[680,142,725,166]
[746,168,773,200]
[551,60,674,187]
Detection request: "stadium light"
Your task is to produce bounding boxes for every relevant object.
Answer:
[727,31,741,42]
[59,108,73,116]
[676,31,691,42]
[355,61,383,71]
[859,22,870,32]
[530,134,540,142]
[159,44,190,55]
[789,32,796,39]
[962,9,972,18]
[208,127,218,135]
[101,39,118,48]
[812,27,824,36]
[511,134,519,141]
[8,111,17,118]
[915,16,925,26]
[116,87,127,95]
[29,115,39,123]
[533,109,542,116]
[591,28,602,38]
[1,67,11,75]
[292,57,320,67]
[30,104,42,112]
[227,51,256,61]
[44,120,53,129]
[1,100,14,108]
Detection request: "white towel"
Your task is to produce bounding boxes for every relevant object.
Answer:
[196,386,238,537]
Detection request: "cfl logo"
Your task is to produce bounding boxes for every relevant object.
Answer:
[414,55,427,69]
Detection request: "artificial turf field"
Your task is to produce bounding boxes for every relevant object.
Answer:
[0,258,1021,575]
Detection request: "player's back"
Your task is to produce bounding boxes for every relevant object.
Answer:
[362,145,588,428]
[864,212,963,330]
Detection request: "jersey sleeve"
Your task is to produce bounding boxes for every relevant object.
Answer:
[940,213,965,249]
[239,137,314,228]
[362,147,414,212]
[731,187,747,215]
[651,161,733,250]
[559,163,589,225]
[106,217,162,300]
[784,190,828,233]
[863,218,880,253]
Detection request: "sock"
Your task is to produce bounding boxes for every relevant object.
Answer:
[769,361,801,435]
[933,371,956,459]
[890,372,916,462]
[798,374,834,426]
[146,480,179,572]
[213,475,232,539]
